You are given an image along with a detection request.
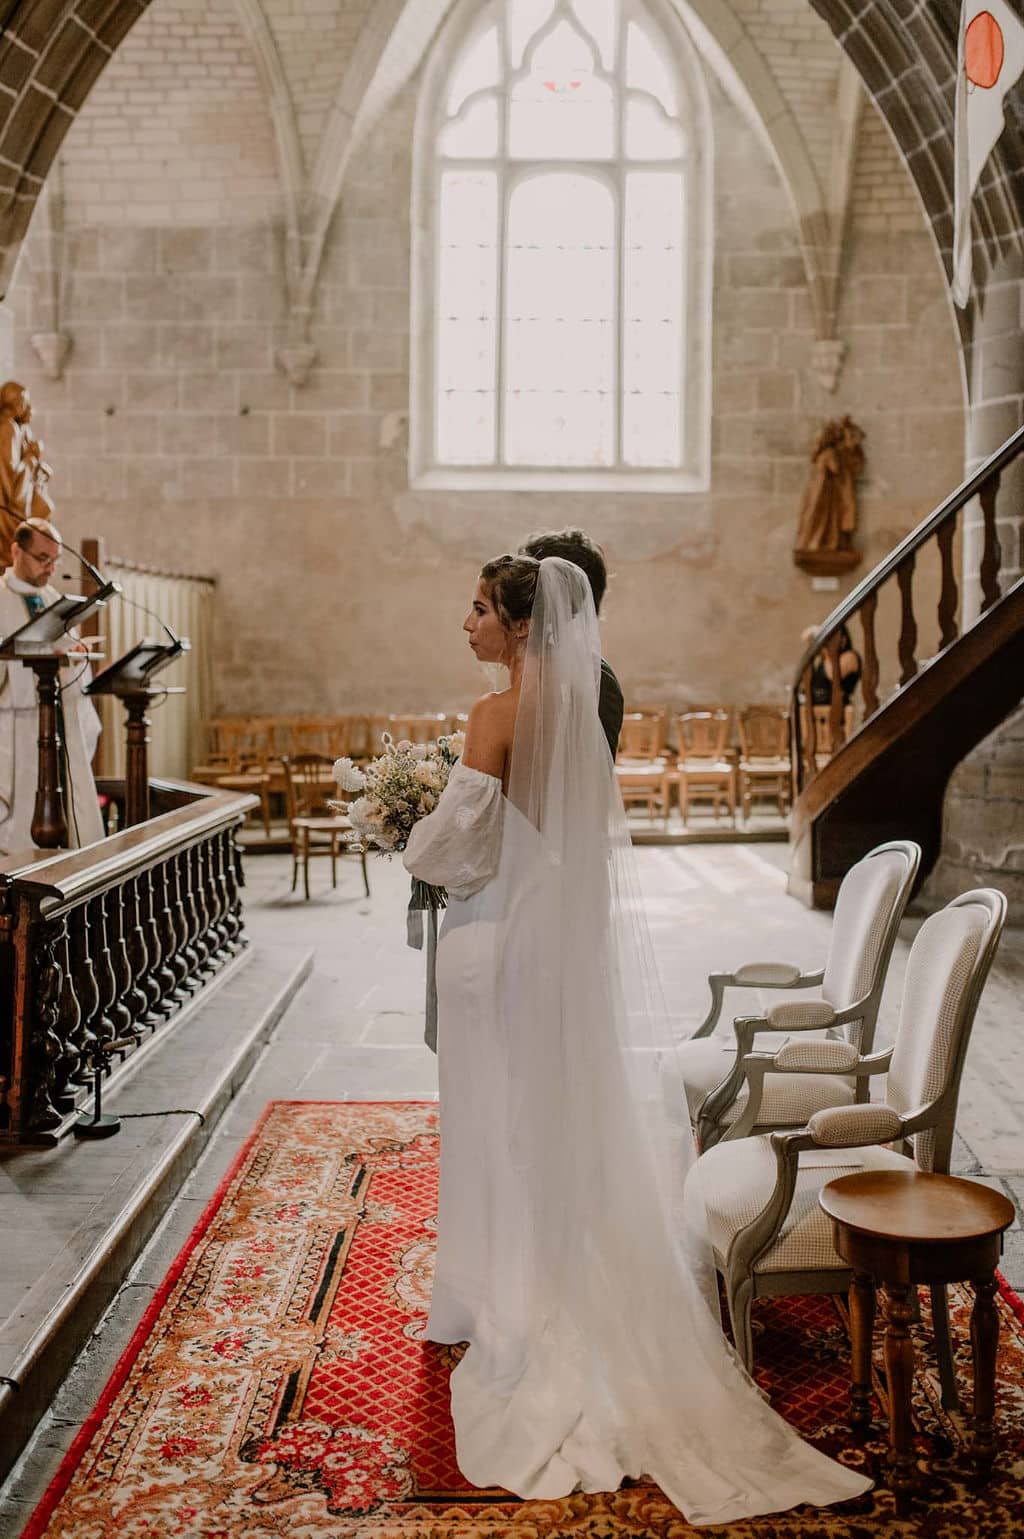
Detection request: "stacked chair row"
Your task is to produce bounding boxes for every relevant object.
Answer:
[615,706,792,822]
[680,836,1006,1421]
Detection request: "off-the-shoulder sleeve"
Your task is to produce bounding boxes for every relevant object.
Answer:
[403,760,503,898]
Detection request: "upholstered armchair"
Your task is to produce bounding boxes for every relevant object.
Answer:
[682,841,921,1150]
[685,889,1006,1403]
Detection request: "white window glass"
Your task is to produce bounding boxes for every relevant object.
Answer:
[625,20,677,111]
[504,173,615,466]
[439,94,500,157]
[508,22,614,159]
[625,95,684,159]
[623,171,683,465]
[437,171,499,464]
[425,0,704,481]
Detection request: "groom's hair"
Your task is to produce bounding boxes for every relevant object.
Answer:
[519,528,607,614]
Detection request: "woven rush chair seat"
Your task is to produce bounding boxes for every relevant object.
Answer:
[685,889,1007,1381]
[681,841,921,1150]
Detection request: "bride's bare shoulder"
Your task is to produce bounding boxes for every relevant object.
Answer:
[462,689,516,778]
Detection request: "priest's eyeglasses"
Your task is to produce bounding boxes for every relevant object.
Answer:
[23,543,60,570]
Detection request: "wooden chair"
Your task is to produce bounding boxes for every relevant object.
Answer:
[282,752,369,900]
[737,705,792,819]
[614,710,670,819]
[208,719,274,837]
[685,889,1006,1377]
[670,711,736,823]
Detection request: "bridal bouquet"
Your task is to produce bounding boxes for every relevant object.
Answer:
[333,730,465,854]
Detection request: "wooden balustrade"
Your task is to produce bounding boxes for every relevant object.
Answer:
[0,780,255,1146]
[791,425,1024,797]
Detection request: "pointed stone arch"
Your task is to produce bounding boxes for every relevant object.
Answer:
[0,0,154,297]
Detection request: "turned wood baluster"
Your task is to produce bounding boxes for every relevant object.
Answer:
[896,555,918,686]
[123,877,153,1029]
[25,918,66,1135]
[979,470,1002,612]
[826,631,846,752]
[107,889,137,1043]
[156,859,189,1000]
[208,835,231,960]
[936,519,959,651]
[229,831,246,948]
[860,592,880,719]
[140,867,169,1017]
[90,893,118,1051]
[192,843,216,975]
[178,850,202,989]
[53,920,83,1110]
[166,855,193,997]
[798,663,816,787]
[69,904,99,1083]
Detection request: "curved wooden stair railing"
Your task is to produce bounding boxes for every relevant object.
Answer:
[789,423,1024,907]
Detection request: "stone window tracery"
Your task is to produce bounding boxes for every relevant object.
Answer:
[411,0,711,491]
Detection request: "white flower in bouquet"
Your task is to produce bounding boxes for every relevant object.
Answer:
[344,727,463,855]
[333,757,367,794]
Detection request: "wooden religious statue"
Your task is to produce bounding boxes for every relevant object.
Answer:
[0,381,54,565]
[793,415,865,575]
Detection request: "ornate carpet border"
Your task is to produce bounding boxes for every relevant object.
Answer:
[22,1100,437,1539]
[21,1098,1024,1539]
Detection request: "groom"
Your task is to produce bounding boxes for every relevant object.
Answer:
[519,527,624,759]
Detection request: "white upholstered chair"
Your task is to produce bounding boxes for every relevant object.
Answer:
[682,841,921,1150]
[685,889,1006,1401]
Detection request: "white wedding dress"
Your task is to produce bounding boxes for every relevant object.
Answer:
[404,560,870,1526]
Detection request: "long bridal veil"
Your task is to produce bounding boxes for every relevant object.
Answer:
[448,557,870,1523]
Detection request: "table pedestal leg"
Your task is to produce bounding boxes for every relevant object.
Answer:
[849,1272,876,1432]
[970,1274,999,1479]
[882,1281,918,1515]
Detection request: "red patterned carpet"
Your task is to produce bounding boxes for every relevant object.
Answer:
[23,1101,1024,1538]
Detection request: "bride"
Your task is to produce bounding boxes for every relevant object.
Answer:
[403,554,870,1526]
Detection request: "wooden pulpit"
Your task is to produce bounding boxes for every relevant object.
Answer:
[85,637,190,826]
[0,584,119,847]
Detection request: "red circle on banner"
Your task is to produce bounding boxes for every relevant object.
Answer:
[965,12,1005,89]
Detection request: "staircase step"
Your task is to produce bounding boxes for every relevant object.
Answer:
[0,942,313,1486]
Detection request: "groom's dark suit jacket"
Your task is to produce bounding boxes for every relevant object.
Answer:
[599,659,624,761]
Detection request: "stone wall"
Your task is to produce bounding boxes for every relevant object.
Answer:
[2,0,966,727]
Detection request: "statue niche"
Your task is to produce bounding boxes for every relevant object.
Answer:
[793,416,865,576]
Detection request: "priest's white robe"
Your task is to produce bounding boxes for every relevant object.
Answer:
[0,571,104,857]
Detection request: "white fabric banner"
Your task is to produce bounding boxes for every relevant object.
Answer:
[952,0,1024,306]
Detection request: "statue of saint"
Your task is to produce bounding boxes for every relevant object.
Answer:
[793,415,865,575]
[0,382,53,566]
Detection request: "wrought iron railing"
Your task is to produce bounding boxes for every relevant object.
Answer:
[0,780,255,1146]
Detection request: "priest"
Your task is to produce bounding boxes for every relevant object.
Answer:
[0,518,104,855]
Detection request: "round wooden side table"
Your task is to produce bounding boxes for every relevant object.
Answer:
[819,1169,1015,1516]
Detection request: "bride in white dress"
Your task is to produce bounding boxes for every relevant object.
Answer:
[404,555,870,1526]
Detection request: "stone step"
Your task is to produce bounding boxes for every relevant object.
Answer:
[0,942,313,1485]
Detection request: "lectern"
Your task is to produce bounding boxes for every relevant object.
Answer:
[0,583,119,847]
[85,637,190,826]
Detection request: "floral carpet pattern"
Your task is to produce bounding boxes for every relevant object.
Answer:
[24,1101,1024,1538]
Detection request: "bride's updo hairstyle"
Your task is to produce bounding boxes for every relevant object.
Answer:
[479,553,540,633]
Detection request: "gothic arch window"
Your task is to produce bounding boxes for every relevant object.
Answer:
[411,0,712,491]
